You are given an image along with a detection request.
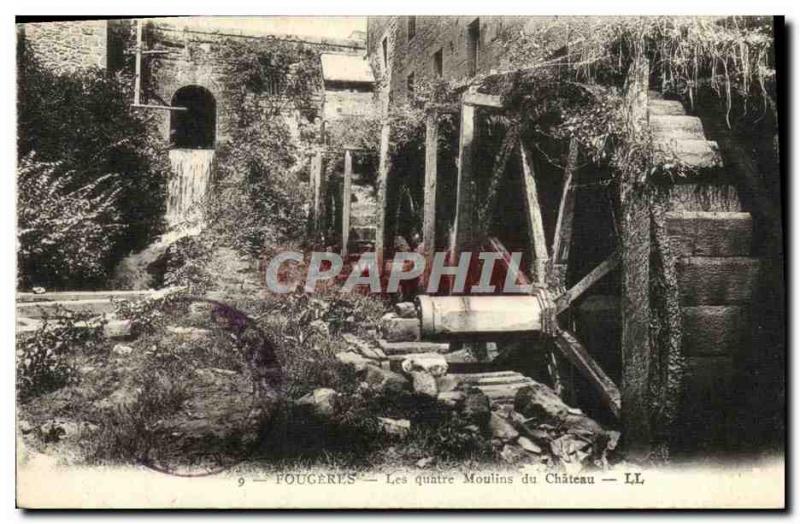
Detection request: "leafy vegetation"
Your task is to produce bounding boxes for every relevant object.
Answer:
[17,43,170,289]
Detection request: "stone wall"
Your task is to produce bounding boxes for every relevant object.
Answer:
[19,20,108,74]
[366,16,569,105]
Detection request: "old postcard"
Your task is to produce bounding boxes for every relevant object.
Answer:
[14,15,785,509]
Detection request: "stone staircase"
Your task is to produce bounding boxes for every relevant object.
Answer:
[348,180,379,251]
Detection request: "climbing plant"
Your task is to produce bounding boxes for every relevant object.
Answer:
[205,38,322,257]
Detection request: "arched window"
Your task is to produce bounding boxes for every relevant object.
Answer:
[169,86,216,149]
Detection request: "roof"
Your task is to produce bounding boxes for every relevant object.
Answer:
[320,53,374,84]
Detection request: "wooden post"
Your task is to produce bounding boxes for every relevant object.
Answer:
[619,57,652,455]
[422,112,439,265]
[310,150,323,242]
[453,101,477,253]
[375,122,391,269]
[341,149,353,257]
[519,144,549,285]
[133,19,143,106]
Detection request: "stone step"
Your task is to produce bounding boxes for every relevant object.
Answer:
[653,138,723,169]
[378,339,448,355]
[16,290,153,303]
[681,306,750,357]
[350,226,376,242]
[677,257,760,306]
[380,315,421,342]
[648,99,686,116]
[17,299,120,319]
[650,115,706,140]
[666,211,753,257]
[666,183,743,212]
[17,317,132,339]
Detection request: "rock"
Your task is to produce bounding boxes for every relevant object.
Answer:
[401,353,448,377]
[309,320,329,337]
[415,456,435,468]
[514,382,571,423]
[489,412,519,442]
[517,436,542,454]
[377,417,410,437]
[335,351,371,372]
[500,444,527,464]
[461,388,491,427]
[18,420,33,434]
[394,302,417,318]
[381,314,421,342]
[296,388,338,418]
[437,391,465,407]
[435,374,460,393]
[32,286,46,294]
[410,371,438,397]
[112,344,134,356]
[166,326,212,339]
[363,366,409,394]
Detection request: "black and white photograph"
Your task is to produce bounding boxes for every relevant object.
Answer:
[12,12,787,509]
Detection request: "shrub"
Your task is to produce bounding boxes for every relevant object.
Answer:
[17,308,107,402]
[17,43,169,289]
[17,153,122,289]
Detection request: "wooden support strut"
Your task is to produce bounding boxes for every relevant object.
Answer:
[341,149,353,257]
[375,122,391,269]
[519,143,550,285]
[550,138,579,287]
[422,112,438,261]
[453,100,477,253]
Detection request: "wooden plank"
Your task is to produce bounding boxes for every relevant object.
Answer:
[453,103,477,251]
[341,149,353,257]
[519,143,549,284]
[422,112,438,265]
[677,257,760,305]
[681,305,750,357]
[553,329,621,418]
[556,251,620,314]
[375,122,391,268]
[310,151,323,239]
[619,57,653,452]
[550,138,579,286]
[462,92,504,108]
[666,211,753,257]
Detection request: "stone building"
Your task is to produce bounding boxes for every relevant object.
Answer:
[18,18,374,153]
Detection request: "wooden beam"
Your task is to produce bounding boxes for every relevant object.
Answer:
[477,122,521,234]
[556,251,620,314]
[341,149,353,257]
[422,112,438,262]
[550,138,579,287]
[519,143,550,284]
[310,150,323,241]
[553,330,621,418]
[375,121,391,268]
[619,57,653,454]
[462,92,504,109]
[133,19,143,106]
[453,103,477,252]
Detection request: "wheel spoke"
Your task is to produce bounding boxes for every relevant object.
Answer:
[556,251,620,314]
[553,329,621,418]
[519,143,549,284]
[550,138,579,287]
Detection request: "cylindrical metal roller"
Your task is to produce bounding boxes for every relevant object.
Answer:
[416,295,542,337]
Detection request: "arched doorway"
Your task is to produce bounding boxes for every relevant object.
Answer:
[169,86,216,149]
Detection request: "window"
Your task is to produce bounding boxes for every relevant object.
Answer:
[407,72,415,96]
[467,18,480,77]
[169,85,216,149]
[407,16,416,40]
[433,49,443,78]
[381,37,388,68]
